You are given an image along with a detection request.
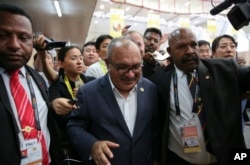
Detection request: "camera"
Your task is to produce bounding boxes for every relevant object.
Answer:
[210,0,250,30]
[33,32,66,50]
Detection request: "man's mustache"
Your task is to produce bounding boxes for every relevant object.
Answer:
[182,54,199,64]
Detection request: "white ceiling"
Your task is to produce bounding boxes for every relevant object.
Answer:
[1,0,249,47]
[86,0,238,42]
[0,0,97,47]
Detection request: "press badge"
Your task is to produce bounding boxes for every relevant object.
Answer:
[180,117,201,153]
[20,138,42,165]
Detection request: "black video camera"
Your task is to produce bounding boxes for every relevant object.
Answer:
[210,0,250,30]
[33,33,66,50]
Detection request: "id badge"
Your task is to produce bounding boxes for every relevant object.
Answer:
[180,117,201,153]
[20,138,42,165]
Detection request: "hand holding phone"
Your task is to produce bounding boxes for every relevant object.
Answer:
[125,25,131,29]
[68,99,77,105]
[121,25,131,36]
[68,99,80,109]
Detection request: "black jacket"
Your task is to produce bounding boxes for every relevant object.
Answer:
[0,65,64,165]
[150,58,247,165]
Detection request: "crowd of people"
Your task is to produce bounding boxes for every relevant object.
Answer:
[0,3,250,165]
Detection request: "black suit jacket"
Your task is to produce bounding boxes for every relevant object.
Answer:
[150,58,247,165]
[0,65,63,165]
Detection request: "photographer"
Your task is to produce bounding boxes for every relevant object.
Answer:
[33,34,61,84]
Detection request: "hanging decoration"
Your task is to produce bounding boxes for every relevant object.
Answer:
[111,0,225,14]
[110,8,124,37]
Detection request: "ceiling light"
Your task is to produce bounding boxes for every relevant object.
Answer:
[100,5,104,9]
[125,7,130,11]
[54,0,62,17]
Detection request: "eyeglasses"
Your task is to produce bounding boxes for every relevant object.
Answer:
[110,62,142,74]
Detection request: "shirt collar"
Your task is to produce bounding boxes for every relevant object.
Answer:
[0,66,26,77]
[174,64,196,78]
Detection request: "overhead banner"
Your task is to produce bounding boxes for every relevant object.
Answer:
[110,8,124,37]
[179,17,190,28]
[147,13,160,28]
[207,19,217,42]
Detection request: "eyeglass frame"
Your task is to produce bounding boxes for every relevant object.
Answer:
[109,61,143,74]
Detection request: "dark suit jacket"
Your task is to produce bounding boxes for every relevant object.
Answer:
[67,74,160,165]
[142,60,162,79]
[0,65,63,165]
[150,58,247,165]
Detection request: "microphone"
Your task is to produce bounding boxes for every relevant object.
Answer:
[210,0,233,15]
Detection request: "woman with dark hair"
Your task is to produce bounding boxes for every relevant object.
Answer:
[211,34,237,58]
[49,46,95,165]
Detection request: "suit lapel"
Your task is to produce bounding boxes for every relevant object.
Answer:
[0,74,20,134]
[197,62,214,124]
[26,66,49,104]
[100,75,131,137]
[132,79,145,140]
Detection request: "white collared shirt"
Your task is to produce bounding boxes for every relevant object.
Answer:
[168,65,217,164]
[0,67,51,158]
[85,60,107,78]
[109,75,137,136]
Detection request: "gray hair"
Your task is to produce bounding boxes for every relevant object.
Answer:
[107,36,140,59]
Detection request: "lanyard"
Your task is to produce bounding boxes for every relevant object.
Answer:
[26,70,41,130]
[172,69,202,117]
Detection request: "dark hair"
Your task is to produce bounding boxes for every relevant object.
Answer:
[0,4,33,28]
[211,34,238,52]
[143,27,162,38]
[33,53,38,61]
[58,46,81,62]
[198,40,210,47]
[57,46,81,75]
[82,41,96,53]
[95,34,113,50]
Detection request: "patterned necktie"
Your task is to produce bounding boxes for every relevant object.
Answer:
[186,73,209,146]
[186,73,205,124]
[9,70,49,165]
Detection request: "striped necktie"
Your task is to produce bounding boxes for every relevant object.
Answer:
[9,70,49,165]
[186,73,205,125]
[186,73,209,146]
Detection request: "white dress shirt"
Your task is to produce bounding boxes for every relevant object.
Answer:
[109,75,137,136]
[0,67,51,157]
[168,65,217,164]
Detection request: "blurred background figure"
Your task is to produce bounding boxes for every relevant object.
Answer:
[82,41,99,66]
[33,49,57,87]
[211,34,237,59]
[82,41,100,73]
[85,34,113,78]
[198,40,211,59]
